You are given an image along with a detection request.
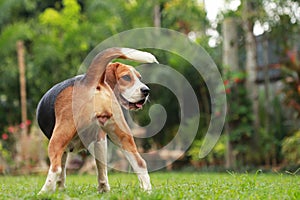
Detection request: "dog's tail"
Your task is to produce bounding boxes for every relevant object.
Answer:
[83,47,158,87]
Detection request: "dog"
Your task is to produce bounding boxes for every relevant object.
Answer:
[37,48,158,194]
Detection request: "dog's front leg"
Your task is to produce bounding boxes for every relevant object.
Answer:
[112,133,151,191]
[123,150,152,191]
[94,130,110,193]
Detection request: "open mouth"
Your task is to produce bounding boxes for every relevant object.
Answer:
[119,94,147,110]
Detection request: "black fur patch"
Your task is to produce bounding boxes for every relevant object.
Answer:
[36,75,84,139]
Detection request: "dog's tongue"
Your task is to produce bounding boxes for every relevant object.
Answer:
[135,103,143,108]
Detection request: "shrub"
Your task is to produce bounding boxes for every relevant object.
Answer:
[282,130,300,165]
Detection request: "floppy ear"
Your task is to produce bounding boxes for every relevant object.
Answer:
[82,47,158,88]
[102,62,121,88]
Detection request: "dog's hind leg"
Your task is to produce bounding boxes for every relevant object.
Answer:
[57,152,68,190]
[39,124,74,194]
[94,130,110,193]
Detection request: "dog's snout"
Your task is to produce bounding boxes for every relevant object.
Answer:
[140,87,150,96]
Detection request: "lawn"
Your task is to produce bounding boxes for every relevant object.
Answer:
[0,172,299,199]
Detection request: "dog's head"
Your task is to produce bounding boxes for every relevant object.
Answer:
[104,62,149,110]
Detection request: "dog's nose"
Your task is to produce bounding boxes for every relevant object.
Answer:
[141,87,150,96]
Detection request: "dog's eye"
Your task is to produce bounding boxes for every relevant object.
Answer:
[121,75,131,82]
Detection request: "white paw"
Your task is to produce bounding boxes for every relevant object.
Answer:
[98,183,110,193]
[38,166,61,195]
[138,173,152,192]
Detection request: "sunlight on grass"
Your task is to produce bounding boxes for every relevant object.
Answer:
[0,172,299,199]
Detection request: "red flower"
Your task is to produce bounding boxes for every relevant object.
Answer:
[287,50,297,64]
[7,126,16,134]
[2,133,8,140]
[233,77,241,83]
[19,122,26,129]
[19,120,31,129]
[25,120,31,126]
[225,88,231,94]
[224,80,229,86]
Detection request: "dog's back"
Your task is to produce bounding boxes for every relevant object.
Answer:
[36,75,84,139]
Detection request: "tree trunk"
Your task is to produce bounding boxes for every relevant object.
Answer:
[153,4,161,27]
[223,18,239,71]
[17,40,28,135]
[16,40,28,169]
[263,39,269,136]
[222,17,238,168]
[242,1,259,145]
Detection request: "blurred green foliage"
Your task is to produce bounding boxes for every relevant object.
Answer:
[0,0,212,154]
[1,0,300,170]
[282,130,300,165]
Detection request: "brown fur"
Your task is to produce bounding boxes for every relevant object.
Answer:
[39,48,153,193]
[48,64,141,172]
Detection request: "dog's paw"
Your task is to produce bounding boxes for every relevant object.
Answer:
[98,183,110,193]
[138,173,152,192]
[37,189,49,196]
[142,186,152,194]
[57,185,66,191]
[57,180,66,191]
[37,184,56,195]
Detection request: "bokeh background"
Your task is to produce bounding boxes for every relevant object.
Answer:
[0,0,300,174]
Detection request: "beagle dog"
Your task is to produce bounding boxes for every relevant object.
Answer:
[37,48,158,194]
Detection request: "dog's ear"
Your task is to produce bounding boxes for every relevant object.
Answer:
[97,62,119,91]
[102,62,120,88]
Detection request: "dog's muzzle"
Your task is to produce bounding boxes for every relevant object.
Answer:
[120,87,149,110]
[119,94,148,110]
[140,87,150,98]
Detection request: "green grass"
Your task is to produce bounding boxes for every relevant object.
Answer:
[0,172,299,199]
